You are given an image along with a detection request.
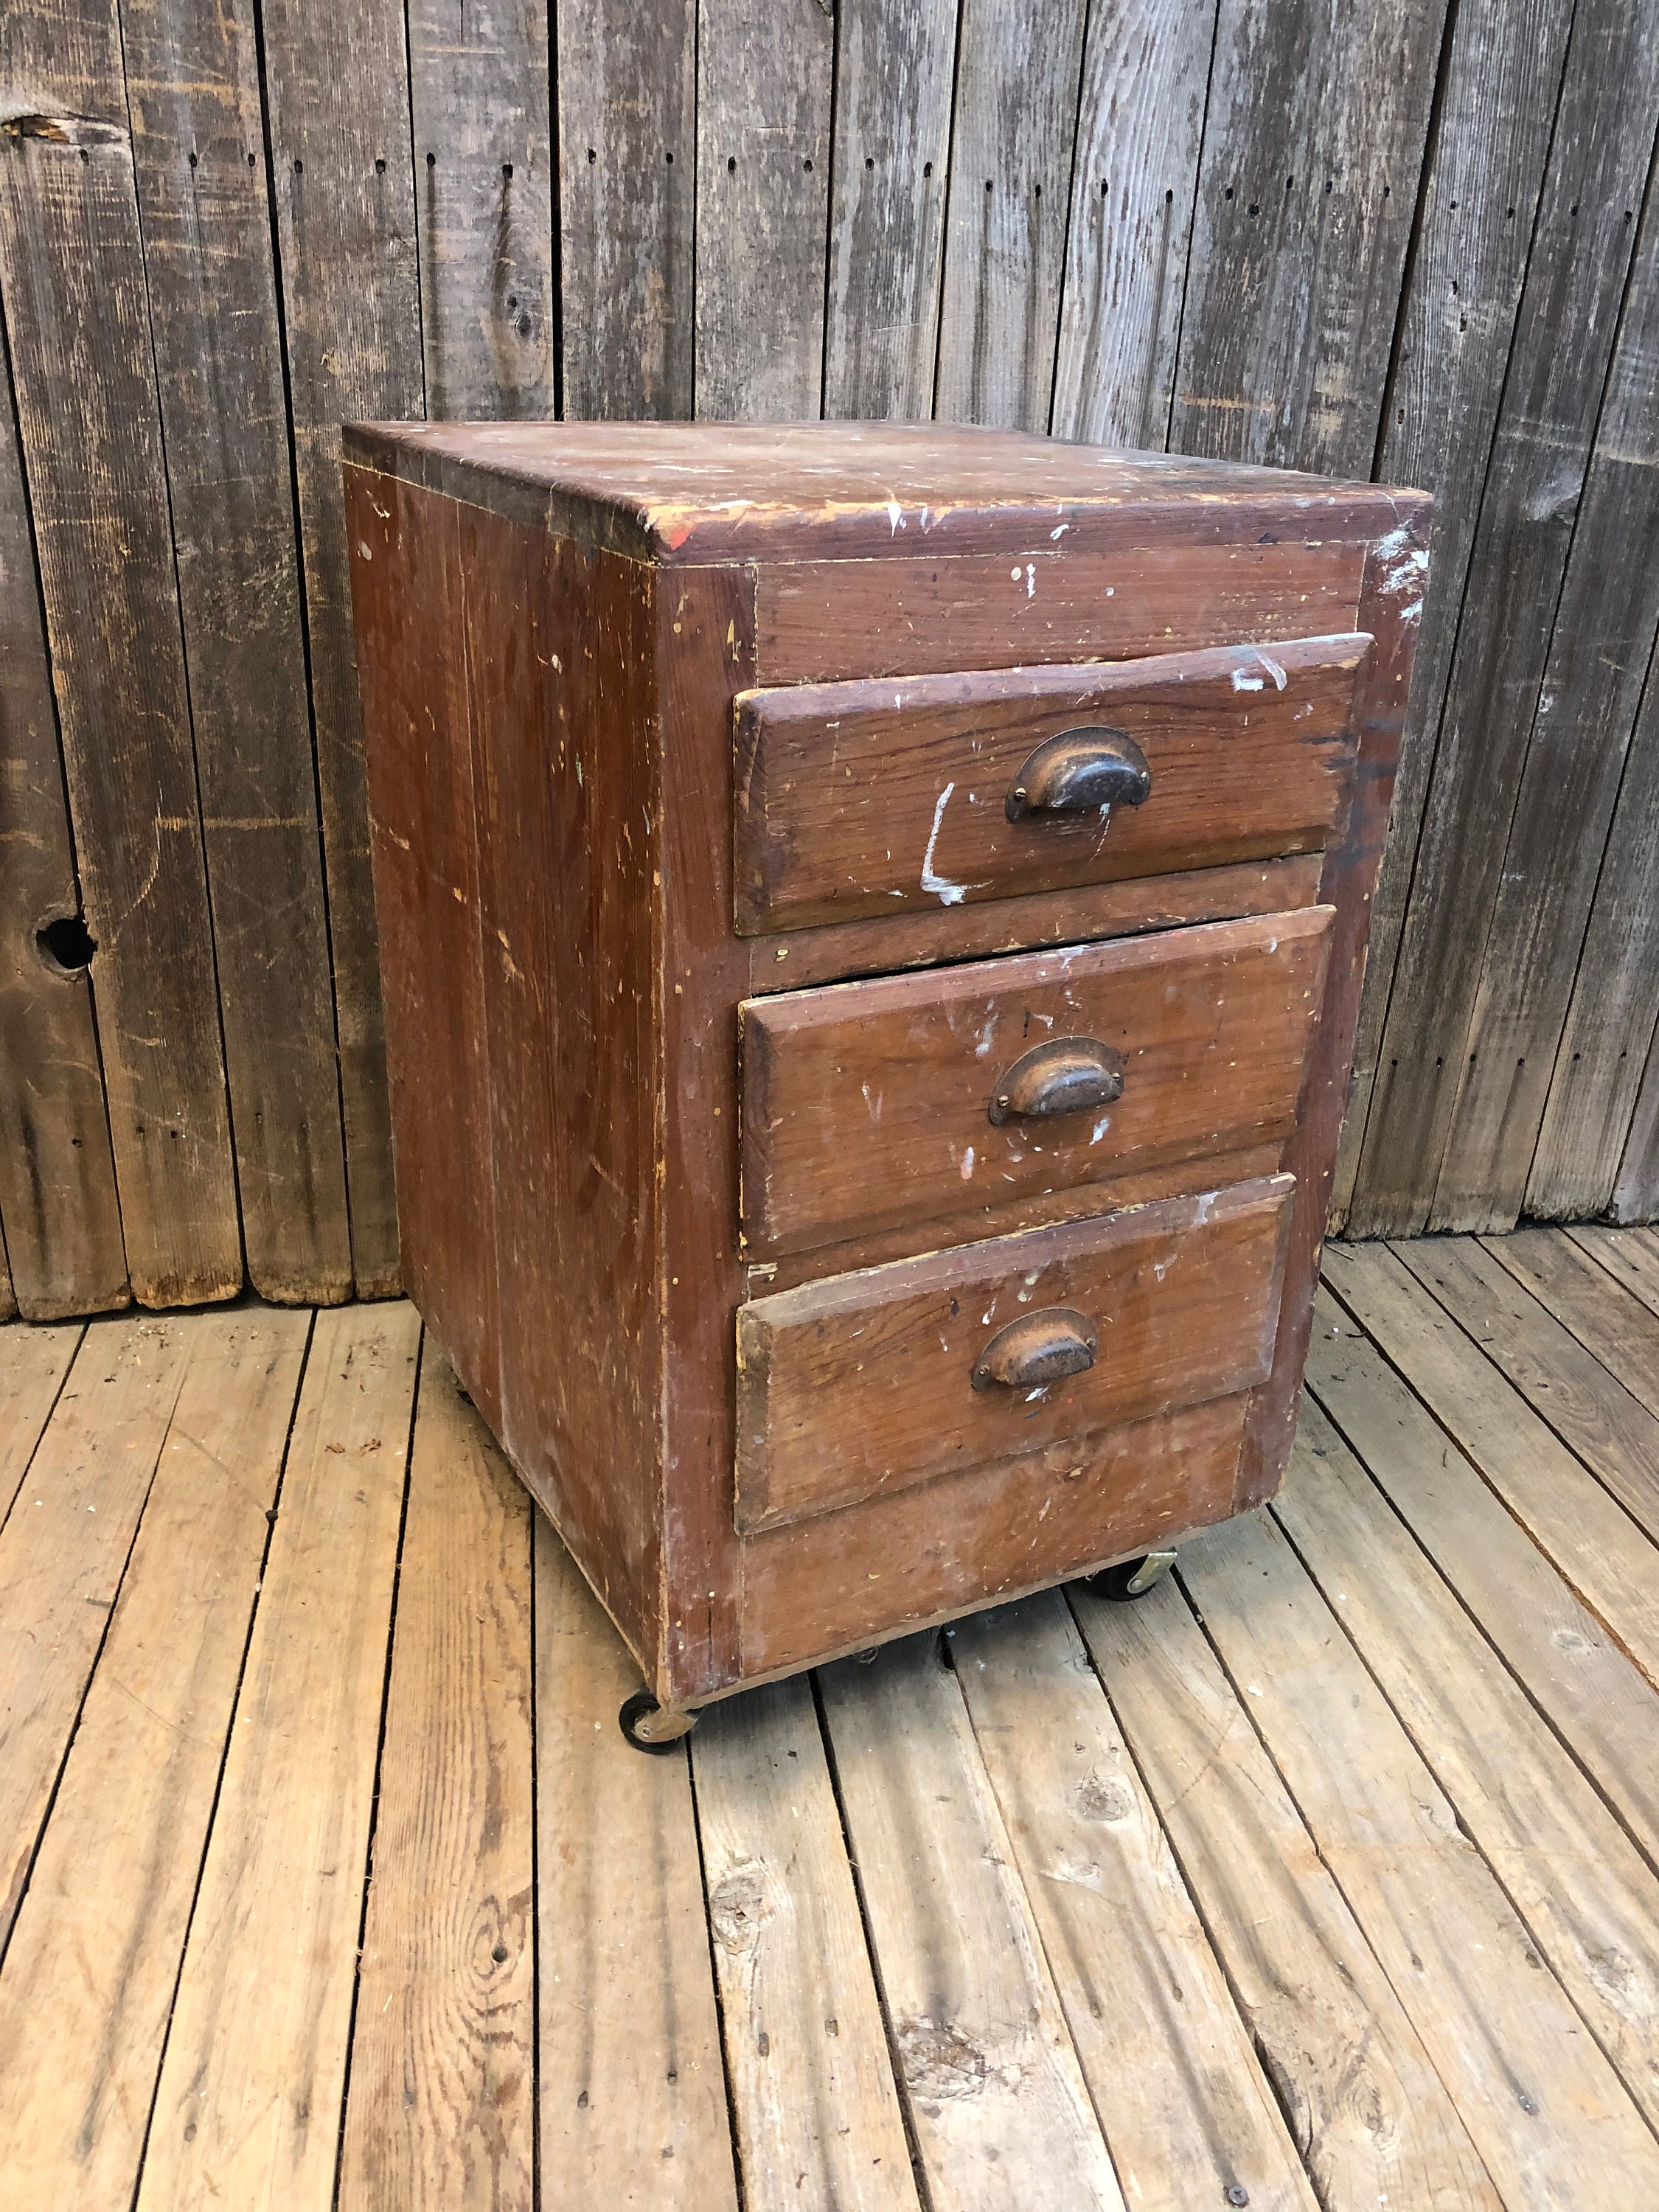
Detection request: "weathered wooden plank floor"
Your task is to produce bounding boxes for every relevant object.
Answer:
[1,1227,1658,2209]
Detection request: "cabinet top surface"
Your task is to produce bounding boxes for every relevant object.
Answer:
[343,418,1429,565]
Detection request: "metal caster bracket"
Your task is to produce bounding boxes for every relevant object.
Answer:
[619,1688,699,1753]
[1090,1548,1178,1602]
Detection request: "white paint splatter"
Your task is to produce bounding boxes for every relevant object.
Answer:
[1374,522,1430,616]
[885,496,903,535]
[1050,523,1070,540]
[1026,564,1037,598]
[860,1082,883,1124]
[959,1146,975,1180]
[1091,1116,1110,1144]
[919,782,987,906]
[1254,650,1288,690]
[1231,670,1265,692]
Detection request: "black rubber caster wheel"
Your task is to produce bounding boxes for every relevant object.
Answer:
[1089,1549,1178,1601]
[619,1688,698,1753]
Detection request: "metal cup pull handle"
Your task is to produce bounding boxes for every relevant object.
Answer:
[971,1307,1099,1391]
[1004,726,1152,822]
[988,1037,1124,1127]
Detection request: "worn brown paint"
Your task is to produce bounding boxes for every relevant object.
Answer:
[345,422,1426,1709]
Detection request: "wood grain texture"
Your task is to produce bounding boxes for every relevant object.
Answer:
[1333,0,1577,1225]
[137,1302,420,2211]
[756,540,1369,686]
[1434,186,1659,1228]
[819,1635,1125,2211]
[1533,652,1659,1222]
[260,0,425,1295]
[1568,1223,1659,1321]
[1315,1251,1659,1829]
[0,1310,308,2206]
[1183,1504,1659,2208]
[408,0,553,419]
[691,1675,919,2211]
[744,855,1325,993]
[1237,525,1426,1515]
[347,471,498,1408]
[350,478,667,1672]
[0,312,125,1318]
[0,0,241,1307]
[121,0,353,1304]
[822,0,956,420]
[948,1592,1318,2212]
[741,912,1329,1254]
[754,1142,1289,1299]
[0,1316,80,1528]
[1050,0,1217,448]
[1172,0,1447,475]
[536,1521,737,2211]
[465,526,663,1669]
[737,1394,1247,1683]
[1073,1575,1503,2212]
[338,1354,535,2210]
[652,560,754,1704]
[693,0,832,420]
[1397,1234,1659,1548]
[1616,1023,1659,1222]
[933,0,1091,431]
[557,0,695,419]
[0,1312,191,1952]
[1488,1225,1659,1420]
[734,635,1368,931]
[737,1178,1292,1531]
[1351,0,1659,1234]
[1281,1390,1659,2135]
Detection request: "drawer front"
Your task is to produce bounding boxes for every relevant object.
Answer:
[734,633,1368,933]
[740,906,1332,1256]
[735,1176,1293,1534]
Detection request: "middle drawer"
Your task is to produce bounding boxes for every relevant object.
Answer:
[740,905,1332,1256]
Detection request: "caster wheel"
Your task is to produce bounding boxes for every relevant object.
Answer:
[1090,1548,1178,1601]
[619,1688,698,1753]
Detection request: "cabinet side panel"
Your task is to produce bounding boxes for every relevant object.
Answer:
[347,468,502,1420]
[463,524,662,1667]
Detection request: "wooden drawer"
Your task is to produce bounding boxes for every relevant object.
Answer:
[735,1176,1293,1535]
[734,633,1369,933]
[740,905,1332,1256]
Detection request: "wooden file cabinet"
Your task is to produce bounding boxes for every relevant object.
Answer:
[344,422,1429,1736]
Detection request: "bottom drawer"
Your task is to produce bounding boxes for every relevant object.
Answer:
[736,1394,1251,1682]
[735,1174,1293,1536]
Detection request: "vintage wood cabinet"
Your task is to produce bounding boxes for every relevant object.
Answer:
[343,422,1429,1741]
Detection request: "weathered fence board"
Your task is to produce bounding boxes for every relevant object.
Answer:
[0,306,126,1316]
[1352,0,1659,1235]
[1169,0,1447,476]
[933,0,1092,431]
[694,0,832,420]
[557,0,696,420]
[0,0,242,1308]
[2,0,1658,1318]
[121,0,355,1304]
[259,0,425,1295]
[408,0,554,419]
[1436,177,1659,1228]
[1048,0,1216,448]
[1332,0,1579,1225]
[822,0,956,420]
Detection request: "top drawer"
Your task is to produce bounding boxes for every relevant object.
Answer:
[734,633,1369,933]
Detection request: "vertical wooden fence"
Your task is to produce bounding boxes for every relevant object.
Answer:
[1,0,1658,1318]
